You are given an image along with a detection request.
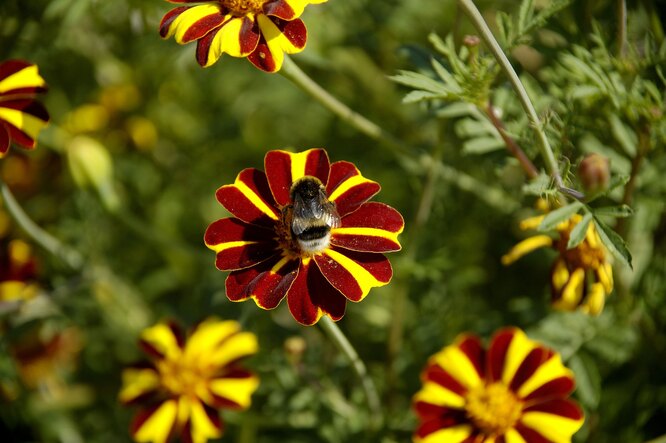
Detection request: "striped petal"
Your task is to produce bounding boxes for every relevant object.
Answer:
[215,168,280,226]
[179,397,223,443]
[265,149,330,206]
[131,400,178,443]
[204,218,279,271]
[415,422,474,443]
[248,16,306,72]
[225,254,298,308]
[326,161,381,216]
[515,352,575,401]
[119,367,161,405]
[268,0,327,19]
[159,4,227,43]
[206,16,260,62]
[332,202,403,252]
[519,398,584,442]
[209,370,259,409]
[286,257,347,325]
[139,322,184,360]
[0,100,49,149]
[314,246,392,302]
[414,364,468,416]
[430,335,485,390]
[0,60,47,96]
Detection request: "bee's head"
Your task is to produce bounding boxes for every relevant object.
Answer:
[290,176,324,202]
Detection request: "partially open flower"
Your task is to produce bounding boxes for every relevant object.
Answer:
[119,319,259,443]
[0,60,50,157]
[160,0,327,72]
[205,148,404,325]
[502,213,613,315]
[413,328,584,443]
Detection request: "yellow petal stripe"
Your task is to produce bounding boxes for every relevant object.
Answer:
[501,235,553,265]
[0,64,46,93]
[209,332,259,368]
[520,411,583,442]
[209,375,260,409]
[328,174,376,202]
[134,399,178,443]
[412,381,466,409]
[332,227,400,243]
[189,399,223,443]
[209,17,247,61]
[431,344,482,390]
[516,354,573,399]
[226,177,279,221]
[501,329,538,386]
[256,14,302,72]
[321,248,388,300]
[416,424,473,443]
[119,368,160,403]
[288,149,312,183]
[0,108,48,140]
[504,428,528,443]
[207,239,259,254]
[283,0,328,17]
[141,323,182,360]
[184,319,240,360]
[165,4,224,43]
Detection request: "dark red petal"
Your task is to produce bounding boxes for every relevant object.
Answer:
[181,12,227,43]
[326,161,381,216]
[514,424,554,443]
[509,347,554,392]
[204,218,278,271]
[225,255,297,309]
[1,99,50,122]
[457,335,486,381]
[286,259,347,325]
[215,168,280,227]
[239,16,261,54]
[422,364,468,397]
[0,60,32,81]
[332,202,404,253]
[0,124,9,155]
[523,376,576,403]
[264,149,330,207]
[414,411,472,439]
[487,328,516,382]
[522,398,584,420]
[314,247,392,302]
[278,17,307,50]
[159,6,189,38]
[263,0,296,20]
[247,34,276,73]
[196,25,221,66]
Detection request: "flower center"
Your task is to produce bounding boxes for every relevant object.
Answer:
[465,382,523,436]
[557,229,605,270]
[157,358,208,398]
[219,0,267,15]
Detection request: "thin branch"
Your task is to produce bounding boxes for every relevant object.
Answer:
[617,0,628,57]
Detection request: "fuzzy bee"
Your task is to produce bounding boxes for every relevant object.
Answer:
[286,176,340,254]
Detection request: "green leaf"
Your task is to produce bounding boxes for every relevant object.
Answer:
[402,90,445,103]
[390,71,449,94]
[522,173,554,196]
[593,205,634,218]
[462,137,504,154]
[436,102,476,119]
[538,201,583,231]
[593,217,633,269]
[518,0,535,33]
[608,114,637,157]
[567,212,593,249]
[568,353,601,409]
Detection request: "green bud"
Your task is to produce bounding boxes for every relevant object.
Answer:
[67,136,120,210]
[578,153,610,194]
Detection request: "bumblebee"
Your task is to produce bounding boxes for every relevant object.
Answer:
[286,176,340,254]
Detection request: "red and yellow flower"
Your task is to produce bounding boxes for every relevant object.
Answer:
[0,60,50,157]
[119,319,259,443]
[160,0,326,72]
[204,148,404,326]
[502,213,613,315]
[413,328,584,443]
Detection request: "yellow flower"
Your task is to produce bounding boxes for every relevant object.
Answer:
[119,318,259,443]
[503,213,613,315]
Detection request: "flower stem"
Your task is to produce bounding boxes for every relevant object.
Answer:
[318,316,382,431]
[457,0,563,188]
[1,180,83,270]
[617,0,628,57]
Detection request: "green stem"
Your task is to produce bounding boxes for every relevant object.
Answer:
[457,0,564,189]
[1,181,83,270]
[318,316,382,431]
[617,0,627,57]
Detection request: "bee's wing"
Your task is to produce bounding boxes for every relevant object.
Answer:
[325,201,341,229]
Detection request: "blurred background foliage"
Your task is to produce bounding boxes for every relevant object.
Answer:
[1,0,666,442]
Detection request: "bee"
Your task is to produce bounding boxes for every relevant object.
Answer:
[286,176,340,254]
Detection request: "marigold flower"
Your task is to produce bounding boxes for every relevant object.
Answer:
[159,0,326,72]
[204,148,404,326]
[119,319,259,443]
[413,328,584,443]
[0,239,39,304]
[502,213,613,315]
[0,60,50,157]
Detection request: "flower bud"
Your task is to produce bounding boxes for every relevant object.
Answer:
[578,153,610,194]
[67,136,119,210]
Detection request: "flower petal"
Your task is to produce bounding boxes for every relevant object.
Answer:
[581,282,605,316]
[314,247,392,302]
[247,16,307,72]
[119,367,160,405]
[0,60,47,95]
[414,422,474,443]
[0,124,9,155]
[267,0,327,19]
[225,254,298,308]
[184,319,258,368]
[332,202,403,252]
[519,398,584,442]
[326,161,381,216]
[264,149,330,206]
[209,370,260,409]
[0,100,50,149]
[208,16,260,61]
[180,398,223,443]
[553,267,584,311]
[429,335,484,390]
[501,235,553,265]
[204,218,279,271]
[215,168,280,226]
[160,4,227,43]
[139,322,184,360]
[131,400,178,443]
[515,352,575,400]
[286,258,347,325]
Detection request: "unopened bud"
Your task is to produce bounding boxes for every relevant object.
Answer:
[578,153,610,194]
[67,136,119,210]
[463,35,481,48]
